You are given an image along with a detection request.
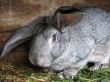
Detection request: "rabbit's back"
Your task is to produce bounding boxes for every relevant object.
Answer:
[72,7,110,42]
[70,7,110,44]
[68,7,110,59]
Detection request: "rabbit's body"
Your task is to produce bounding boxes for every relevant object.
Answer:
[51,7,110,71]
[70,7,110,64]
[0,6,110,79]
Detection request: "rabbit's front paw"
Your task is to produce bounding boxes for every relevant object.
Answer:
[58,68,79,79]
[57,72,65,80]
[58,72,75,80]
[92,63,109,70]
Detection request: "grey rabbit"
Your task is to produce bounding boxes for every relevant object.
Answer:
[0,6,110,79]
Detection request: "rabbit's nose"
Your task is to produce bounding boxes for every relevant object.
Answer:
[37,59,44,65]
[37,59,51,67]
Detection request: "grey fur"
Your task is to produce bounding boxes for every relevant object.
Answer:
[0,6,110,79]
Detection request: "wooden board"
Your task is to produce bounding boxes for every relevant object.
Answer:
[0,0,110,65]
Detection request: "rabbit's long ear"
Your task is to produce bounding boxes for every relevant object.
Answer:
[0,17,44,59]
[52,6,85,31]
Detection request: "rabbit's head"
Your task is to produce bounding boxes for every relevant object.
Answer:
[0,6,84,68]
[29,6,84,67]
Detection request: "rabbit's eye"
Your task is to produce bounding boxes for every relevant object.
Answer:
[52,34,57,41]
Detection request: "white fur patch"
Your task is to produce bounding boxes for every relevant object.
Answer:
[48,37,53,48]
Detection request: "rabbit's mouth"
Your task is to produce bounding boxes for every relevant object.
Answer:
[29,58,52,67]
[29,55,52,67]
